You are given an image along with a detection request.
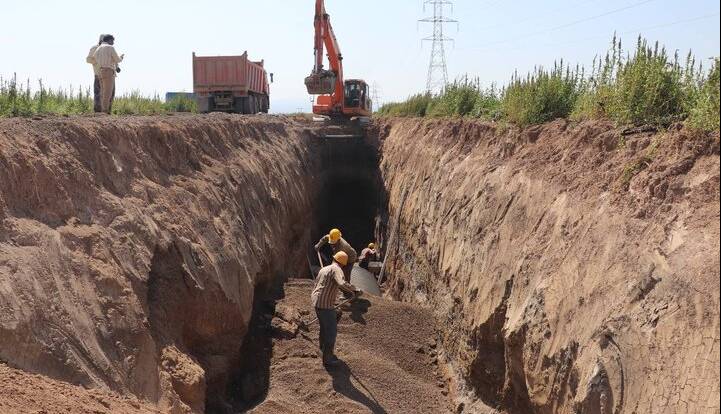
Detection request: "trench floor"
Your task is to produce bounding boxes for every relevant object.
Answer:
[249,279,452,414]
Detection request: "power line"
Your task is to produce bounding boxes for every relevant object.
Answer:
[419,0,459,93]
[459,12,720,55]
[469,0,658,50]
[476,0,599,33]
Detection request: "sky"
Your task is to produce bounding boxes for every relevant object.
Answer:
[1,0,719,113]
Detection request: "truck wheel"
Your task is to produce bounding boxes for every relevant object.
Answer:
[250,95,258,114]
[233,97,246,114]
[197,97,211,113]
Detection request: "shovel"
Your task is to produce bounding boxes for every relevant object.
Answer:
[299,290,363,331]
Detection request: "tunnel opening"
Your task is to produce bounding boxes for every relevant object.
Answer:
[311,137,383,266]
[222,134,386,413]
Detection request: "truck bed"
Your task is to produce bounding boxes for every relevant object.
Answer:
[192,52,268,96]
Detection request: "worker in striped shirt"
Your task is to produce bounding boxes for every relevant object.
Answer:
[311,251,362,367]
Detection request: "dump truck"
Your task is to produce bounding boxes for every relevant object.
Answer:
[193,51,271,114]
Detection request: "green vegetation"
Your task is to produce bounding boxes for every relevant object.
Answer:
[378,36,720,132]
[687,58,720,132]
[502,62,581,126]
[377,93,434,117]
[573,36,708,127]
[1,75,196,117]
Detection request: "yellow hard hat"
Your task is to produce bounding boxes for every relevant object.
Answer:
[329,228,342,244]
[368,243,376,250]
[333,251,349,266]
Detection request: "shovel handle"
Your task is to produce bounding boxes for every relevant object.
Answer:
[304,294,357,326]
[317,251,324,267]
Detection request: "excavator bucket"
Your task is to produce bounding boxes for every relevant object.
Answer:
[305,70,337,95]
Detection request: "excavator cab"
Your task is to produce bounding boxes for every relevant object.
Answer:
[344,80,370,111]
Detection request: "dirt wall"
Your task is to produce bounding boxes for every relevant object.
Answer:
[376,118,720,413]
[0,115,320,413]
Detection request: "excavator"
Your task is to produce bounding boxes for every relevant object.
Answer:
[304,0,372,119]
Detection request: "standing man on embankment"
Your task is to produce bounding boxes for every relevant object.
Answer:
[315,228,357,288]
[311,251,361,367]
[93,34,123,114]
[86,34,106,113]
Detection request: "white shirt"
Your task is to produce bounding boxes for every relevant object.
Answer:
[93,44,123,70]
[86,45,101,76]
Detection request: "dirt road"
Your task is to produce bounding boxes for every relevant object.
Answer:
[250,279,458,414]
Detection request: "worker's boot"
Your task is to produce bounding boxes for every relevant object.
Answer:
[322,350,339,367]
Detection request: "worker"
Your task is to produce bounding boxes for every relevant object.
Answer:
[315,228,357,285]
[86,34,106,113]
[93,34,124,114]
[358,243,380,270]
[311,251,362,367]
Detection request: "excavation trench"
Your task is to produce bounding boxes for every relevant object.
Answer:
[2,116,717,414]
[208,133,385,412]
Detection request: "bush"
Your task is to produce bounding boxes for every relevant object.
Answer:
[377,93,433,117]
[164,94,197,113]
[378,79,500,120]
[1,76,197,117]
[378,35,719,132]
[1,75,93,116]
[574,36,713,128]
[501,61,582,127]
[472,85,502,120]
[687,58,720,131]
[427,78,493,118]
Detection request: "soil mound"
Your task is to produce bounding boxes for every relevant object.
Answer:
[250,279,453,414]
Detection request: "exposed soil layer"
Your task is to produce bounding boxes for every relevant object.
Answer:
[249,279,452,414]
[1,114,719,414]
[374,118,720,413]
[0,363,159,414]
[0,114,323,413]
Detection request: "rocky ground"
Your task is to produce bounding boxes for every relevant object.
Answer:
[250,279,455,414]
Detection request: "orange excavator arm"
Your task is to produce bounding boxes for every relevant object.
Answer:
[306,0,344,112]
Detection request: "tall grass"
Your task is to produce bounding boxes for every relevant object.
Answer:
[0,75,92,116]
[378,78,501,119]
[502,61,582,126]
[379,35,720,132]
[0,75,196,117]
[377,93,434,117]
[687,58,720,132]
[573,35,707,126]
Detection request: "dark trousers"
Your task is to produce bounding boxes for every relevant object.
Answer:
[93,75,115,113]
[341,263,353,283]
[316,308,338,355]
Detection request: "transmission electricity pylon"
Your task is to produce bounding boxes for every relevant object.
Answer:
[419,0,458,94]
[371,82,382,112]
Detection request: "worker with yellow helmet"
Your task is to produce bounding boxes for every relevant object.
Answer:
[311,251,362,366]
[315,228,358,285]
[358,242,380,270]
